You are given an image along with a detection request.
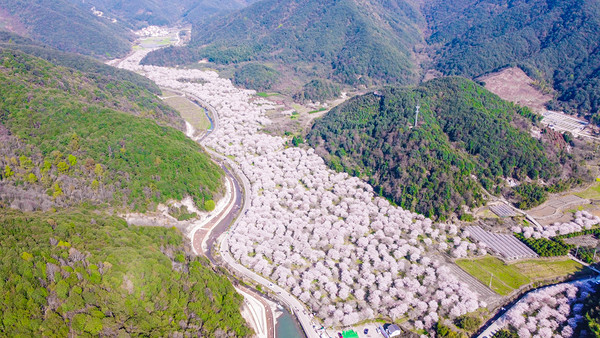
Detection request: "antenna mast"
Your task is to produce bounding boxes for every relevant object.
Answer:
[414,104,420,128]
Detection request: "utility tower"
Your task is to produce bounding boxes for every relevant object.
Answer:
[414,104,420,128]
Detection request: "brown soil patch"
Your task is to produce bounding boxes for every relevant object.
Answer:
[478,67,552,113]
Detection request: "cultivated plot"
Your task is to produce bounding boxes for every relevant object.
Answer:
[466,226,538,261]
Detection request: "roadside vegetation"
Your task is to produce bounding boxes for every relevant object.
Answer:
[516,228,600,260]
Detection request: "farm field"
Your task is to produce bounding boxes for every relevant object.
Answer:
[161,89,211,131]
[456,256,583,296]
[575,182,600,200]
[456,256,530,296]
[512,258,583,280]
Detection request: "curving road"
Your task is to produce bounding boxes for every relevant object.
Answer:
[120,39,308,338]
[190,102,316,338]
[156,68,319,337]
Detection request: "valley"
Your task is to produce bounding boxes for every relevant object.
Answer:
[2,0,600,337]
[111,27,600,337]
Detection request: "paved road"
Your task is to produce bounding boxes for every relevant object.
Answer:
[200,164,242,263]
[159,82,315,337]
[238,285,275,338]
[220,234,319,338]
[168,85,276,338]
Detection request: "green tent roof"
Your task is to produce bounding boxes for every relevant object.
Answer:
[342,330,359,338]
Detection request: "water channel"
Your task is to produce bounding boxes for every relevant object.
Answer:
[276,307,305,338]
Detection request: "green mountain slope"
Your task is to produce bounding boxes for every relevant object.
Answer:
[66,0,258,28]
[425,0,600,117]
[142,0,423,86]
[0,44,248,336]
[0,31,160,95]
[0,0,132,58]
[0,208,251,336]
[0,48,223,212]
[308,77,573,219]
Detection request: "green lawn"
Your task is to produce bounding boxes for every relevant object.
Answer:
[308,107,327,114]
[457,256,583,296]
[456,256,530,295]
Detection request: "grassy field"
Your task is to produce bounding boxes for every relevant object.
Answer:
[161,90,211,131]
[256,92,278,97]
[513,258,583,280]
[457,256,583,296]
[575,181,600,199]
[456,256,530,295]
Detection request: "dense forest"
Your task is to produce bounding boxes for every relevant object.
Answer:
[581,285,600,337]
[0,40,250,335]
[233,63,279,91]
[0,208,251,336]
[142,0,423,86]
[425,0,600,118]
[293,79,341,103]
[0,48,223,212]
[142,0,600,125]
[0,32,161,94]
[64,0,259,29]
[308,77,570,219]
[0,0,133,58]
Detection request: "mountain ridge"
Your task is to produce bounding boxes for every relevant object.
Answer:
[143,0,424,86]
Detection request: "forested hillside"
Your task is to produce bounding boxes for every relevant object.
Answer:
[0,43,249,336]
[0,48,223,212]
[0,0,133,58]
[142,0,423,86]
[0,208,251,336]
[425,0,600,118]
[65,0,258,29]
[308,77,572,219]
[0,31,160,94]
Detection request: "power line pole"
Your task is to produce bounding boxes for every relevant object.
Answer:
[489,272,493,289]
[414,104,420,128]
